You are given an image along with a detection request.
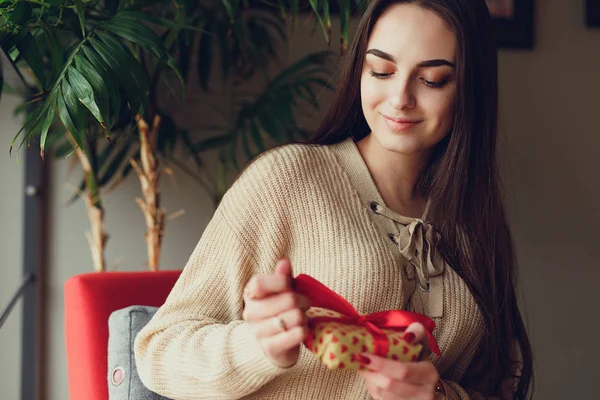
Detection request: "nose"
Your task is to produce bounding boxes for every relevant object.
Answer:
[388,79,416,111]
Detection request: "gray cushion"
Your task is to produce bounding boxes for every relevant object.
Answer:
[108,306,171,400]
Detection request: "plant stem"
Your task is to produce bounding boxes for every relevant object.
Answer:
[68,133,108,272]
[132,115,165,271]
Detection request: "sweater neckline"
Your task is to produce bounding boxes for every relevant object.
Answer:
[328,138,431,224]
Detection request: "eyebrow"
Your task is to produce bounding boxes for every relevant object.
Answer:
[365,49,456,68]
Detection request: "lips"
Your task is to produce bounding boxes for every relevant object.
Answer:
[382,115,420,124]
[381,114,422,132]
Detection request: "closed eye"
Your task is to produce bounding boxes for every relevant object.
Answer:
[370,70,392,79]
[420,78,447,88]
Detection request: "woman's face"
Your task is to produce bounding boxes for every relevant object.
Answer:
[360,3,458,156]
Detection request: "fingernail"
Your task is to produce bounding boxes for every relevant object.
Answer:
[353,354,371,365]
[244,284,256,299]
[402,332,416,344]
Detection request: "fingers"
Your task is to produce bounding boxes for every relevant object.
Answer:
[359,354,439,385]
[242,258,308,368]
[360,370,423,398]
[359,361,438,399]
[261,325,310,354]
[243,274,288,300]
[242,257,310,333]
[243,291,310,322]
[243,259,293,300]
[402,322,430,360]
[274,257,293,278]
[253,308,308,339]
[365,382,385,400]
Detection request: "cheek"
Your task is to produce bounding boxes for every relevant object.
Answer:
[423,90,456,131]
[360,74,384,109]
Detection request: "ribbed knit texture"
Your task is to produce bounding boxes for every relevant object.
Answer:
[134,139,490,399]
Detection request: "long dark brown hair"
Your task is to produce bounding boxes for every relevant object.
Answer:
[307,0,534,398]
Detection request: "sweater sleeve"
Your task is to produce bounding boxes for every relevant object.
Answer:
[134,203,289,399]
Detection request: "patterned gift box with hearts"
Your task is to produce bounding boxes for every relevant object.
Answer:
[305,307,423,370]
[294,274,441,371]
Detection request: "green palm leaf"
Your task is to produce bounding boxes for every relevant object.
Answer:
[323,0,331,44]
[219,50,333,169]
[338,0,351,53]
[7,1,32,25]
[39,21,65,83]
[74,54,110,125]
[81,45,121,127]
[74,0,86,37]
[10,90,57,155]
[4,0,337,206]
[115,11,206,32]
[67,66,103,123]
[89,34,146,115]
[39,94,58,157]
[98,29,152,96]
[58,79,87,149]
[17,32,46,89]
[8,18,145,152]
[308,0,329,44]
[195,5,286,89]
[103,13,183,86]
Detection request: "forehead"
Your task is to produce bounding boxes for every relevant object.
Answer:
[367,3,456,63]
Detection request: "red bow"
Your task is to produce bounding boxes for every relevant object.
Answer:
[294,274,441,357]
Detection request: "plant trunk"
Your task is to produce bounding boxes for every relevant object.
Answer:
[72,142,108,272]
[132,115,165,271]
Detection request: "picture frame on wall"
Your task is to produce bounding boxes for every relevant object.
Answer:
[587,0,600,27]
[486,0,535,49]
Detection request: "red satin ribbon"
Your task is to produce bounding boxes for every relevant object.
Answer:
[294,274,441,357]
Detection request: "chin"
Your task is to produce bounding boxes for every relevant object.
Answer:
[371,128,430,155]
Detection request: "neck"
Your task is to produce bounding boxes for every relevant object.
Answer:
[356,134,430,216]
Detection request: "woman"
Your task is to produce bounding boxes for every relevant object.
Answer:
[135,1,534,399]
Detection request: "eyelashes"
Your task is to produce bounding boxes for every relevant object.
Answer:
[420,78,446,88]
[369,70,392,79]
[369,70,447,88]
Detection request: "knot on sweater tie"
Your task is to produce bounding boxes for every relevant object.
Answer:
[397,219,445,317]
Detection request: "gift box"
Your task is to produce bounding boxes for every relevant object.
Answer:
[294,274,441,371]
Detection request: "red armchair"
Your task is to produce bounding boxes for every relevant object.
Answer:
[64,270,181,400]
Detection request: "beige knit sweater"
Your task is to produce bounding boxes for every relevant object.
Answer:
[134,138,491,399]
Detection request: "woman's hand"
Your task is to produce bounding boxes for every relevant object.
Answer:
[242,258,311,368]
[358,323,442,400]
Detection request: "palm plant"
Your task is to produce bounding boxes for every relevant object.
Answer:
[0,0,366,272]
